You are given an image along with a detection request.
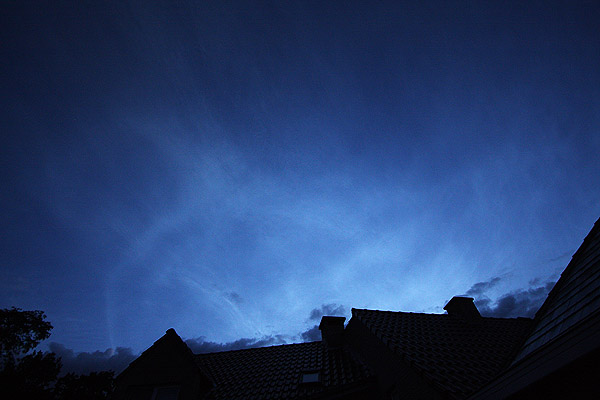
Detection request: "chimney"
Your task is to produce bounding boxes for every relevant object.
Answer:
[443,296,481,319]
[319,316,345,349]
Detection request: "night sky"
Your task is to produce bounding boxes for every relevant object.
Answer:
[2,1,600,373]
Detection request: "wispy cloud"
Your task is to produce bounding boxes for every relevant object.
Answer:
[225,292,244,305]
[547,251,572,263]
[51,301,342,374]
[187,302,349,350]
[3,0,599,359]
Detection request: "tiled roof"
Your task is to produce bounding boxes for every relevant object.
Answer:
[467,218,600,399]
[514,217,600,363]
[352,308,534,399]
[195,341,375,400]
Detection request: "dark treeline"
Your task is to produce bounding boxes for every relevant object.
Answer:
[0,307,114,399]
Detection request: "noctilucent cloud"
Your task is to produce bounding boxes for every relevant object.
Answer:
[2,1,599,371]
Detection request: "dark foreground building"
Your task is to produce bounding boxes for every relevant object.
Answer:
[468,217,600,399]
[114,218,600,399]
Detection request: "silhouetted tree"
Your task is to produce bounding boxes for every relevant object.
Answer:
[1,307,60,398]
[1,350,62,399]
[54,370,115,400]
[0,307,114,399]
[0,307,53,362]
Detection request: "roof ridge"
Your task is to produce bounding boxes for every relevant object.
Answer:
[193,340,322,357]
[352,308,444,316]
[352,308,534,321]
[351,306,535,398]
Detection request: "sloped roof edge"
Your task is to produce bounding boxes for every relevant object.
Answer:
[116,328,204,382]
[532,217,600,322]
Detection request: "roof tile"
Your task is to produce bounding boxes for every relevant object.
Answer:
[352,309,533,398]
[196,341,374,399]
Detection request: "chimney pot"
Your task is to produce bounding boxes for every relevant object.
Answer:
[444,296,481,319]
[319,316,345,349]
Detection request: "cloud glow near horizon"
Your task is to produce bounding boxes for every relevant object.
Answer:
[2,1,599,370]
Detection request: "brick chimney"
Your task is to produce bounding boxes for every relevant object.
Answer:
[443,296,481,319]
[319,316,345,349]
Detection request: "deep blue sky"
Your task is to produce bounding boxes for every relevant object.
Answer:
[2,1,599,372]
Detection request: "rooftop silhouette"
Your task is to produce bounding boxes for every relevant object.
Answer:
[113,217,600,399]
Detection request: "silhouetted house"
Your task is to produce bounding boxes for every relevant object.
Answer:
[113,317,376,399]
[344,300,533,399]
[113,328,213,400]
[114,218,600,400]
[196,318,376,399]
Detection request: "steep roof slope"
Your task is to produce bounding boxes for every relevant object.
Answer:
[468,218,600,399]
[195,341,375,400]
[513,217,600,363]
[352,309,533,399]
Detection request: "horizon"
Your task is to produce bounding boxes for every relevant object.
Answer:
[15,222,597,375]
[2,1,599,375]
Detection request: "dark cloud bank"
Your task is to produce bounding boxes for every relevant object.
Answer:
[49,343,137,375]
[309,303,346,321]
[52,283,556,375]
[301,303,347,342]
[465,276,556,318]
[51,303,347,374]
[185,335,288,353]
